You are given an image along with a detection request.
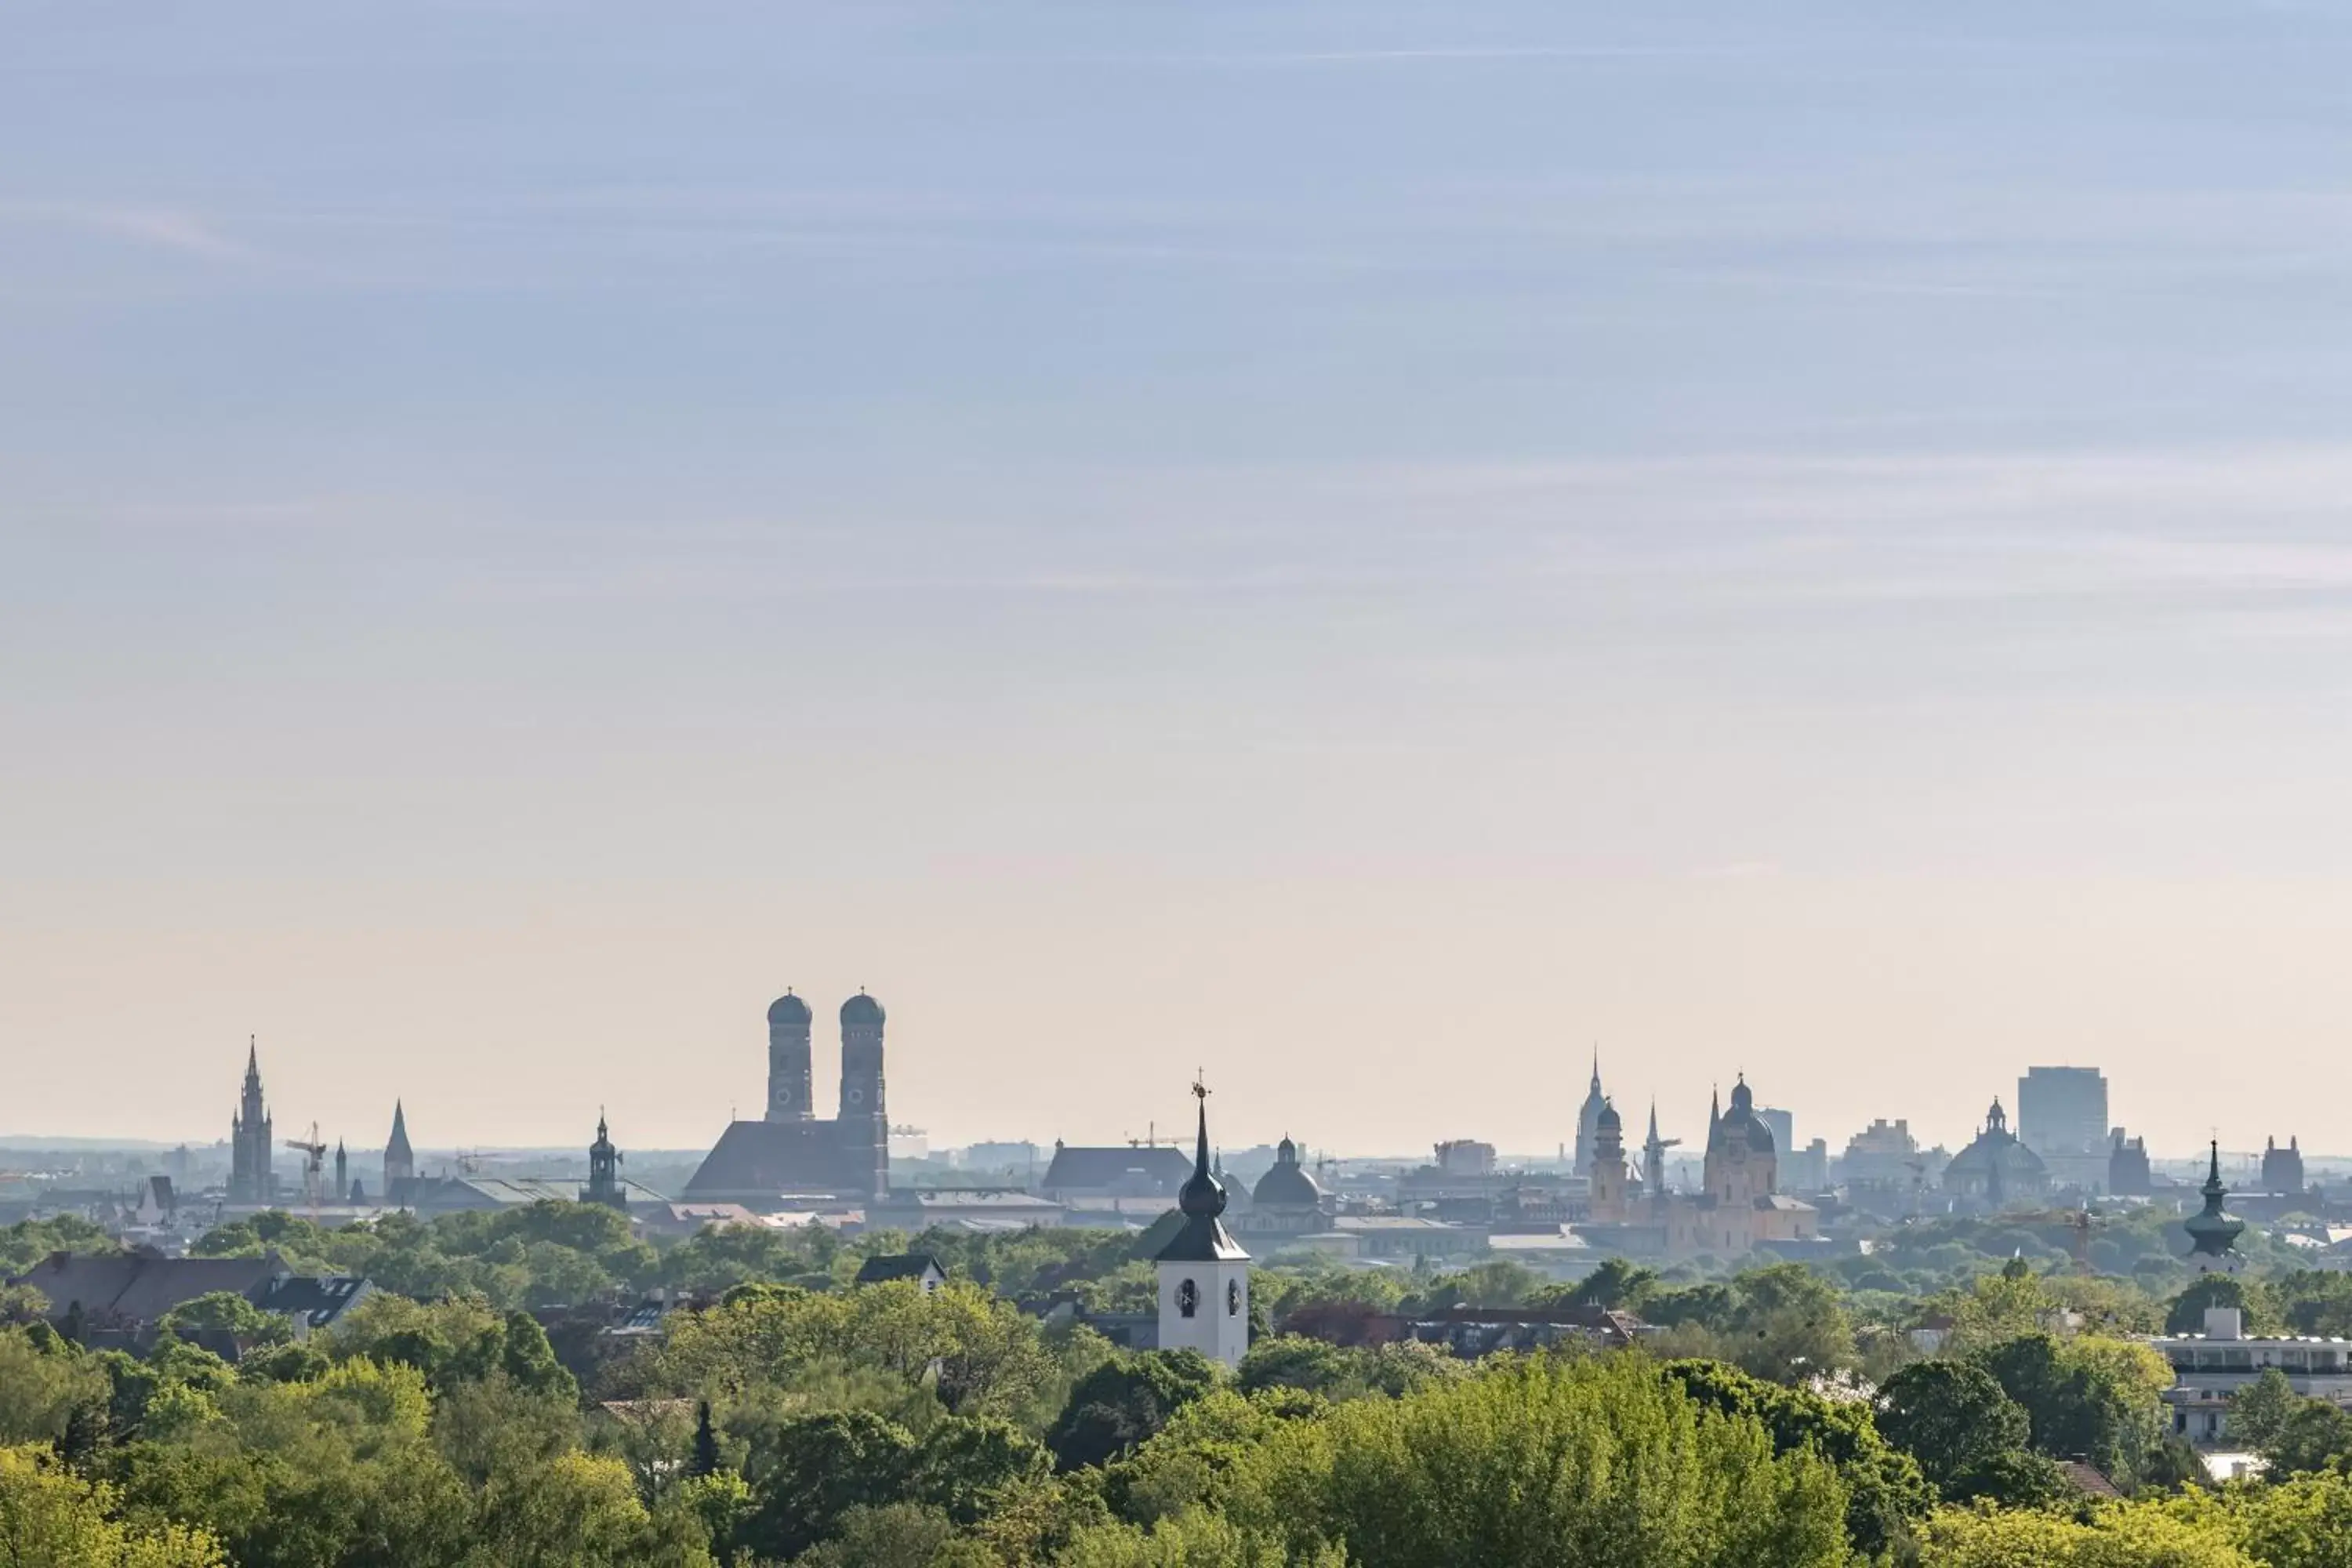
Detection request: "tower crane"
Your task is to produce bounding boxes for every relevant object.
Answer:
[285,1123,328,1219]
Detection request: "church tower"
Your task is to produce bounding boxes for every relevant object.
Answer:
[1155,1081,1250,1368]
[766,993,815,1121]
[583,1112,627,1210]
[2186,1140,2246,1276]
[838,993,888,1196]
[228,1040,275,1206]
[333,1140,347,1207]
[383,1101,415,1200]
[1589,1100,1628,1222]
[1573,1053,1608,1177]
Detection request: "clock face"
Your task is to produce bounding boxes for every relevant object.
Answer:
[848,1087,866,1105]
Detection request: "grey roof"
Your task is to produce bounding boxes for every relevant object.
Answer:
[855,1253,946,1284]
[12,1251,283,1326]
[1153,1212,1250,1264]
[1039,1145,1196,1196]
[256,1275,371,1328]
[684,1120,866,1200]
[12,1252,366,1333]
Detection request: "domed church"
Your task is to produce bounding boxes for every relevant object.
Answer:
[1233,1136,1330,1240]
[1585,1076,1820,1258]
[1940,1099,2050,1209]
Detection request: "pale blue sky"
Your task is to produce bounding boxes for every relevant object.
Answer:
[8,1,2352,1159]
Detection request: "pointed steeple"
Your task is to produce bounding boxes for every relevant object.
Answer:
[1178,1088,1225,1218]
[1646,1101,1661,1142]
[1591,1048,1602,1093]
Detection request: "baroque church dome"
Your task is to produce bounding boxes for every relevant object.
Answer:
[1944,1100,2048,1192]
[1711,1077,1776,1154]
[1252,1137,1324,1209]
[768,993,811,1026]
[840,993,886,1027]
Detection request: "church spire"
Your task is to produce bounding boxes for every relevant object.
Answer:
[1591,1048,1602,1094]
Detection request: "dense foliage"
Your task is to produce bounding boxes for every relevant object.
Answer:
[16,1201,2352,1563]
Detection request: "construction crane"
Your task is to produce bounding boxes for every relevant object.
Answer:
[285,1123,328,1219]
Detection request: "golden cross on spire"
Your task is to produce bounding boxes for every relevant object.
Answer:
[1192,1072,1210,1102]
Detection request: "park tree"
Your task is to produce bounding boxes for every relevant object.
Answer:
[1049,1352,1223,1472]
[0,1443,228,1567]
[2229,1367,2300,1451]
[1876,1359,2031,1493]
[2166,1274,2271,1338]
[739,1408,919,1561]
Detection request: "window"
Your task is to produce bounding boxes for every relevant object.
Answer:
[1228,1279,1242,1316]
[1177,1279,1198,1319]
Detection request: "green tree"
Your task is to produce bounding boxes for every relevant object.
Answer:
[1662,1358,1929,1559]
[2166,1275,2269,1338]
[909,1417,1052,1525]
[154,1292,289,1348]
[1286,1355,1852,1568]
[0,1327,107,1446]
[689,1399,720,1479]
[1876,1360,2031,1492]
[0,1443,227,1567]
[1049,1352,1222,1472]
[2229,1367,2300,1451]
[1917,1499,2252,1566]
[2263,1399,2352,1477]
[739,1409,918,1561]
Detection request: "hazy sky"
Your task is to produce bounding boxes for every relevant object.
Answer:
[9,1,2352,1162]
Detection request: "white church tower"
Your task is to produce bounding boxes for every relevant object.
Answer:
[1156,1079,1250,1368]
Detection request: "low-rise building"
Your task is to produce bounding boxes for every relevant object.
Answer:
[2154,1308,2352,1445]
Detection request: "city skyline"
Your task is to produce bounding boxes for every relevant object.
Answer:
[13,1,2352,1152]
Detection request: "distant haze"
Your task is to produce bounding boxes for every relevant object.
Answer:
[8,2,2352,1160]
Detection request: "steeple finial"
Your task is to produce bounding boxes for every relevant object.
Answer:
[1178,1077,1225,1218]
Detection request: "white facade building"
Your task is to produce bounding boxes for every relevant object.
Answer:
[2154,1308,2352,1445]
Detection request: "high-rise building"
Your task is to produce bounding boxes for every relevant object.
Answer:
[2109,1128,2151,1196]
[227,1039,275,1206]
[2016,1065,2110,1191]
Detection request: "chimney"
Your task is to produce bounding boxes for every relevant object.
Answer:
[2204,1307,2244,1341]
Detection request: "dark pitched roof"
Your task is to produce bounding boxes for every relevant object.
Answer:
[683,1120,858,1200]
[1038,1145,1196,1196]
[854,1253,945,1285]
[10,1252,283,1327]
[256,1275,371,1328]
[1153,1212,1250,1264]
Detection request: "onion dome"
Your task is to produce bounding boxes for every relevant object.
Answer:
[2186,1140,2245,1258]
[768,993,811,1027]
[1597,1102,1623,1132]
[840,992,886,1027]
[1178,1102,1229,1219]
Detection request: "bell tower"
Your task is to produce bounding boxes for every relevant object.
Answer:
[766,992,814,1122]
[838,992,887,1196]
[1155,1079,1251,1368]
[1589,1100,1628,1222]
